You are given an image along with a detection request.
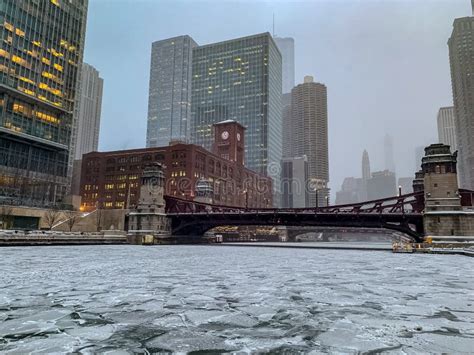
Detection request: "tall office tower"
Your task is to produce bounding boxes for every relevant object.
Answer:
[274,37,295,94]
[437,106,457,152]
[146,35,197,148]
[384,134,396,174]
[281,93,292,158]
[362,149,371,181]
[290,76,329,207]
[74,63,103,160]
[191,33,282,197]
[449,15,474,189]
[0,0,88,206]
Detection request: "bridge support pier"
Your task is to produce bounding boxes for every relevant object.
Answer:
[424,212,474,237]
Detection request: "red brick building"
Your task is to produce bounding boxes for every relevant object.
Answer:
[80,121,272,211]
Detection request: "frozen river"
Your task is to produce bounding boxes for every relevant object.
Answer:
[0,245,473,353]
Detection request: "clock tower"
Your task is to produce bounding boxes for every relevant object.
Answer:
[212,120,246,166]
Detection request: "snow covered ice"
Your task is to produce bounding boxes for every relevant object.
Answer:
[0,245,473,353]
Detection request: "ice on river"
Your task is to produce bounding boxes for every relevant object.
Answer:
[0,245,473,353]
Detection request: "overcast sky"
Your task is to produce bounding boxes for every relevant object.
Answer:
[83,0,470,196]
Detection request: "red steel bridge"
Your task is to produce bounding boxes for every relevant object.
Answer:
[164,189,474,243]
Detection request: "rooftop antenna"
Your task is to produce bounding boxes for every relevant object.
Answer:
[272,13,275,37]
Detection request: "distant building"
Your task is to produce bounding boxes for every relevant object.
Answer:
[362,149,371,181]
[335,177,365,205]
[281,156,309,208]
[0,1,88,207]
[281,93,292,158]
[449,16,474,189]
[74,63,104,160]
[437,106,457,152]
[415,146,425,171]
[398,177,414,195]
[190,33,282,201]
[274,37,295,94]
[384,134,396,175]
[80,123,272,211]
[146,35,197,147]
[289,76,329,207]
[367,170,396,200]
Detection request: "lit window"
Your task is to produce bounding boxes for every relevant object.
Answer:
[51,0,60,6]
[35,110,60,124]
[0,49,9,58]
[18,87,35,96]
[42,57,51,65]
[15,28,25,37]
[19,76,34,85]
[50,49,64,58]
[12,55,29,67]
[42,71,58,81]
[3,22,14,32]
[53,63,63,72]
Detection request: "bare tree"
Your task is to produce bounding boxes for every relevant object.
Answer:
[44,209,62,230]
[95,208,103,232]
[64,210,78,232]
[0,205,13,229]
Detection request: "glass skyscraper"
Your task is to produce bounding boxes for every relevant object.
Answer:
[146,35,197,148]
[74,62,103,160]
[274,37,295,94]
[0,0,88,206]
[190,33,282,190]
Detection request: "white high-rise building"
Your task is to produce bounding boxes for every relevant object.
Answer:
[437,106,457,152]
[146,35,197,147]
[74,63,104,160]
[449,16,474,189]
[274,37,295,94]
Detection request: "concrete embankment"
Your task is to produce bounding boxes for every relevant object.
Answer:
[0,231,127,246]
[216,242,393,251]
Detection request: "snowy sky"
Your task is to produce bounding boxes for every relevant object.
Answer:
[83,0,471,195]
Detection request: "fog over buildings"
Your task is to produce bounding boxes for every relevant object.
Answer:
[83,0,470,200]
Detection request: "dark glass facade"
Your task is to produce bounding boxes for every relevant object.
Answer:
[190,33,282,193]
[146,35,197,148]
[0,0,88,206]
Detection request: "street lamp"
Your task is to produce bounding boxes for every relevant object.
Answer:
[398,185,402,197]
[243,189,248,210]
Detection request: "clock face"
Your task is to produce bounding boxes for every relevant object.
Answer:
[221,131,229,140]
[237,133,241,141]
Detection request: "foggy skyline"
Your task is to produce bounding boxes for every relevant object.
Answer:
[83,0,470,195]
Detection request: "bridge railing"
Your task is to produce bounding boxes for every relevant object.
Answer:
[164,191,425,215]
